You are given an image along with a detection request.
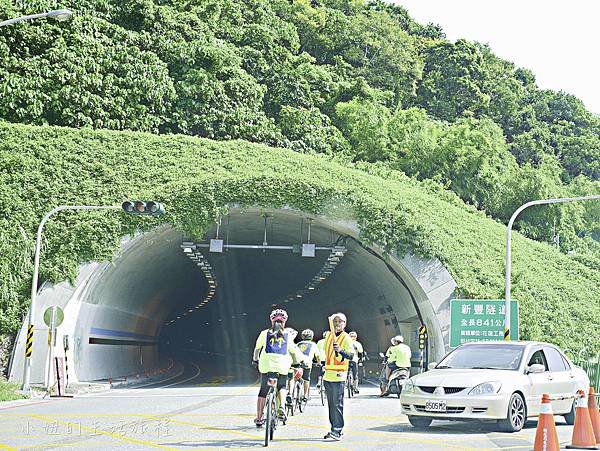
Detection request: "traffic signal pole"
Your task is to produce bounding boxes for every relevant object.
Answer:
[22,202,165,393]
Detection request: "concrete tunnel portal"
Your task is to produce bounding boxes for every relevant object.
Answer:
[9,208,457,386]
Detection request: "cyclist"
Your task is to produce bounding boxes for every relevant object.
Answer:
[348,331,364,394]
[315,331,329,389]
[253,309,303,426]
[381,334,411,397]
[323,312,354,441]
[297,329,321,402]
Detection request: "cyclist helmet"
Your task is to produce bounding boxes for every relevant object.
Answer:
[301,329,314,340]
[391,335,404,345]
[269,309,288,324]
[349,331,357,339]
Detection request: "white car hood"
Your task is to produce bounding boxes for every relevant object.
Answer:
[411,368,517,387]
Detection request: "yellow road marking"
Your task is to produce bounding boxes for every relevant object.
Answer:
[138,415,351,451]
[21,441,118,449]
[26,413,180,450]
[285,420,490,450]
[0,444,17,451]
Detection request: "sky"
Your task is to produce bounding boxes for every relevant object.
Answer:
[394,0,600,114]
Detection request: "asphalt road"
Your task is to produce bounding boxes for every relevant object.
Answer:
[0,360,578,450]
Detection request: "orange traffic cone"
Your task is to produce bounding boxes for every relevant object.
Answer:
[534,393,560,451]
[566,389,599,449]
[588,387,600,445]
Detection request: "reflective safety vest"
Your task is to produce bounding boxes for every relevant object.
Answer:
[324,331,350,373]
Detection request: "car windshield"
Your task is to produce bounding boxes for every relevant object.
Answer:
[436,344,525,370]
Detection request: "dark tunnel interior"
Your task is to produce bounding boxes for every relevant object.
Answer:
[72,208,424,383]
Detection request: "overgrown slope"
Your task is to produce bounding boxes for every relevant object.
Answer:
[0,122,598,356]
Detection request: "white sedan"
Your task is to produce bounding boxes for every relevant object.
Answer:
[400,341,589,432]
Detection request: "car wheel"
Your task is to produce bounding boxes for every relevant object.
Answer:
[563,400,575,425]
[498,393,526,432]
[408,416,433,428]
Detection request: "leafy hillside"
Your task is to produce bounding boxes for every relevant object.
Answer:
[0,1,598,256]
[0,122,599,356]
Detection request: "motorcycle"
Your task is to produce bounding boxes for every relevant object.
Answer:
[378,352,409,398]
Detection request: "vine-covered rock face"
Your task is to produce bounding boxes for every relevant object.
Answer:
[0,122,598,357]
[0,334,15,378]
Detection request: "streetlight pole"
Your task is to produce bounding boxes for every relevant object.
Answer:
[21,205,120,392]
[504,194,600,341]
[21,202,165,393]
[0,9,72,28]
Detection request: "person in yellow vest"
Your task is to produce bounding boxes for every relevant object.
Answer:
[252,309,304,426]
[381,334,412,396]
[323,312,354,441]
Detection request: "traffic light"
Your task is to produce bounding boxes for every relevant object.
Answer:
[419,326,427,350]
[121,201,165,216]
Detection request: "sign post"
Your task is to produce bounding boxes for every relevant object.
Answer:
[450,299,518,348]
[43,306,64,393]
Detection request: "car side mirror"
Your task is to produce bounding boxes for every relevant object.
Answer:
[527,364,545,374]
[427,362,437,370]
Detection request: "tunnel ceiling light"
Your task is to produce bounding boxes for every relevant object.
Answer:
[274,244,348,304]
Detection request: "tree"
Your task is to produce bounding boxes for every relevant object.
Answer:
[334,98,391,161]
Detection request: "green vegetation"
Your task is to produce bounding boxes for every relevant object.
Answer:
[0,0,597,259]
[0,122,599,357]
[0,377,26,402]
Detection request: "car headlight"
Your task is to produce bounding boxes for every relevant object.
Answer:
[402,379,415,394]
[468,381,502,395]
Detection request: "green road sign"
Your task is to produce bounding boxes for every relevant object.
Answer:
[450,299,518,347]
[43,306,64,328]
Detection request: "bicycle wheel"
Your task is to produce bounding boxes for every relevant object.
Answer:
[296,383,305,413]
[287,389,295,417]
[264,390,274,447]
[346,373,353,398]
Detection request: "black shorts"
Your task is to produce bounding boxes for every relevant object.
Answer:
[301,367,312,382]
[387,362,399,371]
[258,372,287,398]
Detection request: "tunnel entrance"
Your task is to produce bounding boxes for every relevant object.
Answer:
[10,207,455,386]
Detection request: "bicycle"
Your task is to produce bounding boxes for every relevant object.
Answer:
[317,372,326,406]
[263,373,284,447]
[346,369,355,398]
[292,376,306,413]
[286,366,304,416]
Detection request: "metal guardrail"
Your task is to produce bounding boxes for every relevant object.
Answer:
[574,352,600,391]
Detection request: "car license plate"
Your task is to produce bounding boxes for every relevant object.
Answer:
[425,400,447,412]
